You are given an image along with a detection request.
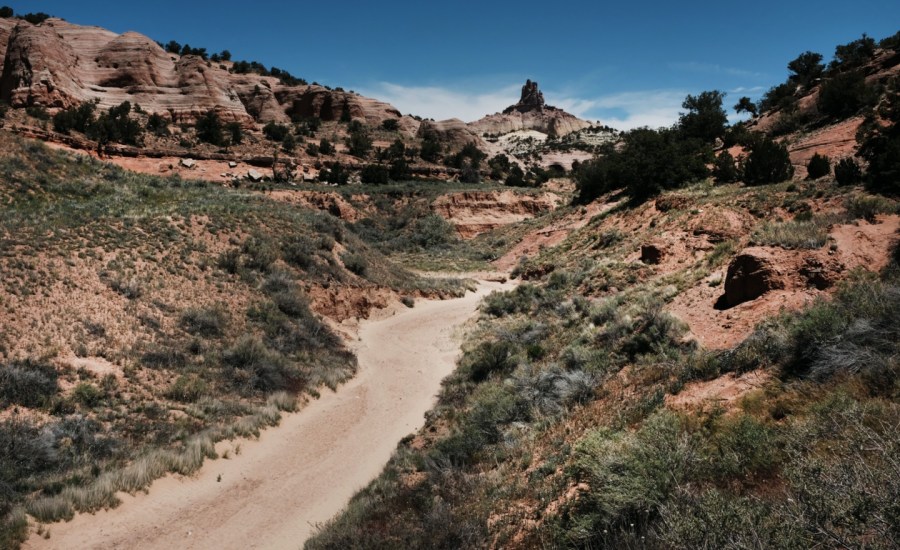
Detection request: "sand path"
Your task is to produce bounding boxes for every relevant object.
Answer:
[26,280,509,550]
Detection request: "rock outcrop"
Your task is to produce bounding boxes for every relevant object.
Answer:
[417,118,483,150]
[504,79,545,114]
[470,80,591,137]
[723,249,786,307]
[432,190,562,239]
[0,18,411,129]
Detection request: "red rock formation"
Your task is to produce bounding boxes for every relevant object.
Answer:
[470,80,591,137]
[0,18,410,129]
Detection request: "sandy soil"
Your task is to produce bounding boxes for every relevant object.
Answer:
[25,280,511,550]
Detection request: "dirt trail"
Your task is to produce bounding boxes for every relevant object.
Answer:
[26,280,511,550]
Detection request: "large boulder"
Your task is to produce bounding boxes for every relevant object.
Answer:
[723,249,786,307]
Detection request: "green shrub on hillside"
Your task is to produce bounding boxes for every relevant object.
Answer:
[818,70,877,119]
[835,157,863,185]
[743,136,794,185]
[806,152,831,179]
[713,150,740,183]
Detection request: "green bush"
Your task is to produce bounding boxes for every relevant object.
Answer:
[0,360,58,408]
[835,157,863,185]
[180,306,228,337]
[461,341,515,383]
[806,153,830,179]
[146,113,170,136]
[576,127,710,204]
[263,122,290,143]
[72,383,103,408]
[713,150,740,183]
[165,374,208,403]
[340,252,367,276]
[743,136,794,185]
[818,71,876,119]
[53,102,96,135]
[360,164,389,184]
[222,335,303,394]
[195,111,225,146]
[241,233,279,271]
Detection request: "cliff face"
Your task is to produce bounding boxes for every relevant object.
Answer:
[0,18,409,128]
[469,79,592,137]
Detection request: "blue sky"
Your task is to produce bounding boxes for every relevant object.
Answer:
[17,1,900,129]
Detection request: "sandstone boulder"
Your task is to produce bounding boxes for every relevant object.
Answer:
[723,249,786,307]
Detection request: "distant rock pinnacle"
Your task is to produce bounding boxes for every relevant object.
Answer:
[503,79,546,114]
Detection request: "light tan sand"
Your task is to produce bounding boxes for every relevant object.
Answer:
[25,280,511,550]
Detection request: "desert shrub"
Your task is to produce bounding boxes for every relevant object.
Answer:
[576,127,710,204]
[743,136,794,185]
[482,284,548,317]
[835,157,863,185]
[806,153,830,179]
[751,215,834,249]
[146,113,170,136]
[713,150,740,183]
[513,366,595,416]
[25,105,50,120]
[217,248,241,274]
[818,71,876,119]
[409,215,454,250]
[433,383,527,466]
[180,306,228,337]
[657,488,799,548]
[165,374,208,403]
[241,233,279,271]
[678,90,728,143]
[759,82,796,113]
[141,345,186,369]
[782,276,899,392]
[341,252,367,276]
[619,306,686,359]
[318,138,334,155]
[221,335,303,394]
[347,126,372,158]
[271,289,311,318]
[108,275,143,299]
[263,122,290,143]
[0,360,58,408]
[382,119,399,131]
[72,383,103,407]
[88,102,143,146]
[195,111,225,145]
[280,235,316,269]
[360,164,389,184]
[562,412,697,546]
[460,341,515,383]
[845,194,896,222]
[53,102,96,135]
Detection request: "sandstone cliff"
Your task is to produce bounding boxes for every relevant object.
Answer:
[0,18,411,130]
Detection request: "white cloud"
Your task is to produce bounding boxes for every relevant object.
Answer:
[581,89,688,130]
[358,82,520,122]
[669,61,767,80]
